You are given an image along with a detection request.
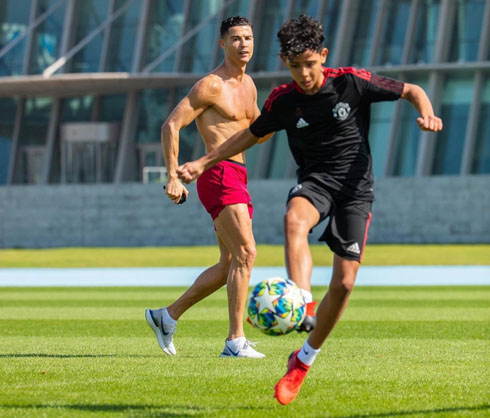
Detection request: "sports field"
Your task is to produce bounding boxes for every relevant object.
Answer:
[0,245,489,417]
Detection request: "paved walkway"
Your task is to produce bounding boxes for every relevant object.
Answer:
[0,266,488,286]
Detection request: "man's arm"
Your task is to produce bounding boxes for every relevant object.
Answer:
[177,128,259,183]
[401,83,443,132]
[162,78,215,203]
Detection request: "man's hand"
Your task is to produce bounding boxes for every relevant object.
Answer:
[177,160,205,184]
[165,178,189,204]
[417,115,443,132]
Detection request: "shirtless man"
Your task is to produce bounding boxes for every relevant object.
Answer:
[145,16,268,358]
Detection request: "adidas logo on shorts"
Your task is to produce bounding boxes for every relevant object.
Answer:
[296,117,309,128]
[346,242,361,255]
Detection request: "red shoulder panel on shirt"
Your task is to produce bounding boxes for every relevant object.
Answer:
[327,67,372,81]
[264,83,295,111]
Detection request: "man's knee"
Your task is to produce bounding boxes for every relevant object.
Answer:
[232,243,256,268]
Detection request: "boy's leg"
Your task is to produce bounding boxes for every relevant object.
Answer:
[284,196,321,331]
[274,255,360,404]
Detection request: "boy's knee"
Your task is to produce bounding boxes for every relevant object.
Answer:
[284,211,310,236]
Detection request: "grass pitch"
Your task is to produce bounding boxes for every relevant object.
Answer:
[0,244,489,267]
[1,286,489,417]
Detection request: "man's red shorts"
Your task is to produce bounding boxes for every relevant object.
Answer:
[196,160,253,221]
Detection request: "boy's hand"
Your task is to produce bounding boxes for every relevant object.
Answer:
[417,115,443,132]
[177,161,205,183]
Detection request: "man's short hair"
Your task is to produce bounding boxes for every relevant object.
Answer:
[277,15,325,58]
[220,16,252,38]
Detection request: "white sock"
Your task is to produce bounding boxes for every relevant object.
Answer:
[162,308,177,327]
[297,340,320,366]
[300,289,313,304]
[227,336,246,349]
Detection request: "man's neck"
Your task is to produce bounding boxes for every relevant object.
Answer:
[221,59,247,81]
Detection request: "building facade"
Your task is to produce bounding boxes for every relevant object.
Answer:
[0,0,489,186]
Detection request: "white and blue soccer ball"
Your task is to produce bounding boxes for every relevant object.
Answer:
[247,277,306,336]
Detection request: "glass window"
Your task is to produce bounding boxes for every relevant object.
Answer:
[17,98,52,183]
[173,87,200,165]
[19,97,52,147]
[60,96,94,122]
[390,77,428,177]
[472,78,490,173]
[105,0,141,72]
[179,1,223,73]
[267,131,296,178]
[251,0,289,72]
[448,0,486,63]
[145,0,185,72]
[291,0,319,18]
[28,0,66,74]
[71,0,108,73]
[319,0,342,52]
[408,0,440,64]
[376,0,411,66]
[0,0,31,75]
[349,0,380,67]
[432,76,473,175]
[0,98,18,184]
[98,94,126,122]
[136,89,170,144]
[369,101,395,178]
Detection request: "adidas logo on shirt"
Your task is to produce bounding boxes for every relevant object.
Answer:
[346,242,361,255]
[296,117,309,128]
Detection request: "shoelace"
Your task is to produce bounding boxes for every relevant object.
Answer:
[243,340,259,349]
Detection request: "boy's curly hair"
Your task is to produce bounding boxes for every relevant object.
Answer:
[220,16,252,38]
[277,15,325,58]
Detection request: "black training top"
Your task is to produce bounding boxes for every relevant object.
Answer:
[249,67,404,200]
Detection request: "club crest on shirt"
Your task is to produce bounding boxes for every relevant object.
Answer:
[332,102,351,121]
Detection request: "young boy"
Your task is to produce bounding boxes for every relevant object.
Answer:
[177,15,442,403]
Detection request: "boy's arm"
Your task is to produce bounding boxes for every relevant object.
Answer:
[177,128,259,183]
[162,78,215,203]
[401,83,443,132]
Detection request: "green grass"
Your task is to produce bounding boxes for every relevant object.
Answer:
[0,244,489,267]
[1,286,489,417]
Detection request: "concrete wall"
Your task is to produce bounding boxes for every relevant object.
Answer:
[1,175,489,248]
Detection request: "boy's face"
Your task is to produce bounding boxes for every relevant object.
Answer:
[281,48,328,94]
[220,25,254,65]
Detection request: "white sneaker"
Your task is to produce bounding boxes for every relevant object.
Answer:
[220,339,265,358]
[145,308,176,355]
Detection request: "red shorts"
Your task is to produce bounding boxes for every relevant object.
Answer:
[197,160,253,221]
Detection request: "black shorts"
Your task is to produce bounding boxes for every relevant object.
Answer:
[287,180,372,262]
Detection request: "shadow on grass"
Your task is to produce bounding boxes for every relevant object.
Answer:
[0,353,166,359]
[0,404,197,417]
[0,403,269,417]
[336,403,490,418]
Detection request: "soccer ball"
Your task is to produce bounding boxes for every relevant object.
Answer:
[247,277,306,336]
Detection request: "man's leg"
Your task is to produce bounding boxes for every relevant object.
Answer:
[214,203,256,341]
[145,236,231,355]
[166,236,231,320]
[284,197,321,331]
[274,255,360,404]
[213,203,264,358]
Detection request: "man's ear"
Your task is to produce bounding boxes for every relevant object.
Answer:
[219,38,225,49]
[280,55,288,67]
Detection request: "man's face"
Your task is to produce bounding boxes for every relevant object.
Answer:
[282,48,328,94]
[220,25,254,64]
